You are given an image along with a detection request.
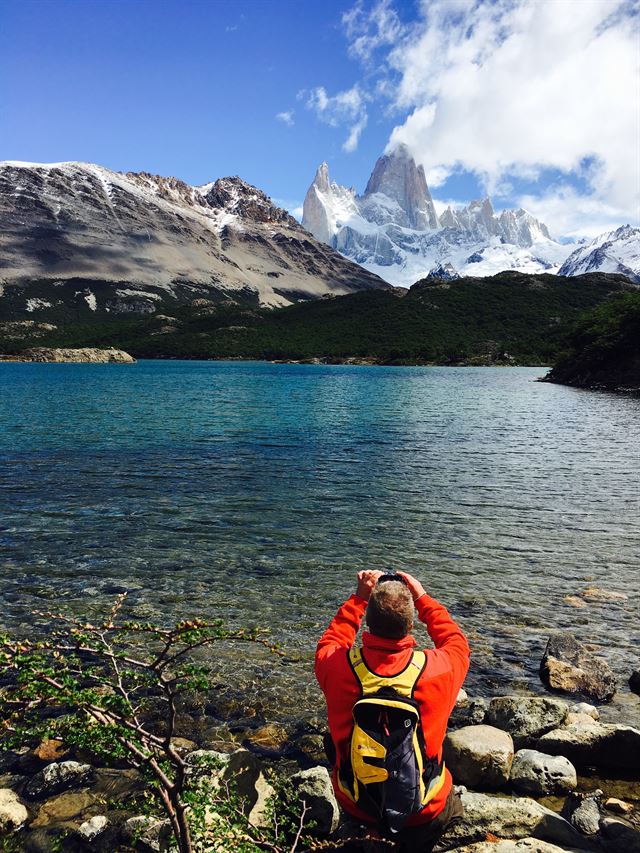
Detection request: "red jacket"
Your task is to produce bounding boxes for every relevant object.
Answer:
[315,592,470,826]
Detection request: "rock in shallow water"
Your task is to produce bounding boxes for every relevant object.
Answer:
[444,725,514,789]
[487,697,568,747]
[510,749,577,796]
[540,634,617,702]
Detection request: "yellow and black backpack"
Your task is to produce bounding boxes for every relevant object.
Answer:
[337,646,446,833]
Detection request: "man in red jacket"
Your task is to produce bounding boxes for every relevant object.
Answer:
[315,569,470,850]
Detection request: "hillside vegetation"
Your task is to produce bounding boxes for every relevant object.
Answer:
[0,272,635,366]
[544,290,640,391]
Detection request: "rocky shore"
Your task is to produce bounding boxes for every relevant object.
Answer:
[1,633,638,852]
[0,347,136,363]
[0,691,638,852]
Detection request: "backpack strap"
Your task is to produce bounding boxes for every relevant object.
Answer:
[348,646,426,698]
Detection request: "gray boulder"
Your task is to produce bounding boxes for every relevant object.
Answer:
[435,792,595,851]
[487,697,568,747]
[0,788,29,832]
[25,760,93,800]
[540,634,617,702]
[562,792,602,836]
[537,721,640,771]
[443,725,514,789]
[510,750,577,796]
[289,766,339,834]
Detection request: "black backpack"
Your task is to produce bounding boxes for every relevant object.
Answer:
[337,646,446,833]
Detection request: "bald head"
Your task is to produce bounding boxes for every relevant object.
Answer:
[366,580,414,639]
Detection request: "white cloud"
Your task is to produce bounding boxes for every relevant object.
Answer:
[276,110,294,127]
[303,84,369,152]
[342,0,406,63]
[342,0,640,237]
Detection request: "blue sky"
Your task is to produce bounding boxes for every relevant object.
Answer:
[1,0,638,238]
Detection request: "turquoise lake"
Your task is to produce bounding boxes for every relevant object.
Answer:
[1,360,638,724]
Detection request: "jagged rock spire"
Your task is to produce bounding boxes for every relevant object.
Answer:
[363,143,439,230]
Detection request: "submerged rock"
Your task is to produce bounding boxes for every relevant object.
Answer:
[540,634,617,702]
[444,725,514,788]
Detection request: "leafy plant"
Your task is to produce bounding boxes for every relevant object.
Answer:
[0,596,283,853]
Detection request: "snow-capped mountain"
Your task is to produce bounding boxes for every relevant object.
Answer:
[558,225,640,283]
[302,144,573,286]
[0,161,387,316]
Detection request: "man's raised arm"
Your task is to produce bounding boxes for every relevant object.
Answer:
[397,571,470,690]
[314,570,382,688]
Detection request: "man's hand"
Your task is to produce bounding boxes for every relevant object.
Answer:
[356,570,383,601]
[397,571,427,602]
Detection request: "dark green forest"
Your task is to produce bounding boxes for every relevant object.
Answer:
[544,290,640,390]
[1,271,636,366]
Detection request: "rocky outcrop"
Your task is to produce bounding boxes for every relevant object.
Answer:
[363,143,440,231]
[443,725,514,788]
[6,347,136,363]
[540,634,617,702]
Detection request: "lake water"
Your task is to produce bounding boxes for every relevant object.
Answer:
[1,360,638,726]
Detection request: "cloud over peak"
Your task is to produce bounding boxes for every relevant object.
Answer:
[341,0,639,236]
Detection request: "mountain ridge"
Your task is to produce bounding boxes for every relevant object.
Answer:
[301,146,638,287]
[0,160,389,317]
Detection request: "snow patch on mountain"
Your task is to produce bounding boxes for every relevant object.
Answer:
[558,225,640,282]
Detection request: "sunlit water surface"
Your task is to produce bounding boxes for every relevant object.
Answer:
[1,361,638,726]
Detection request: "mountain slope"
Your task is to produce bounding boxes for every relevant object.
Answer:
[558,225,640,282]
[0,161,388,315]
[302,145,573,286]
[4,272,634,366]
